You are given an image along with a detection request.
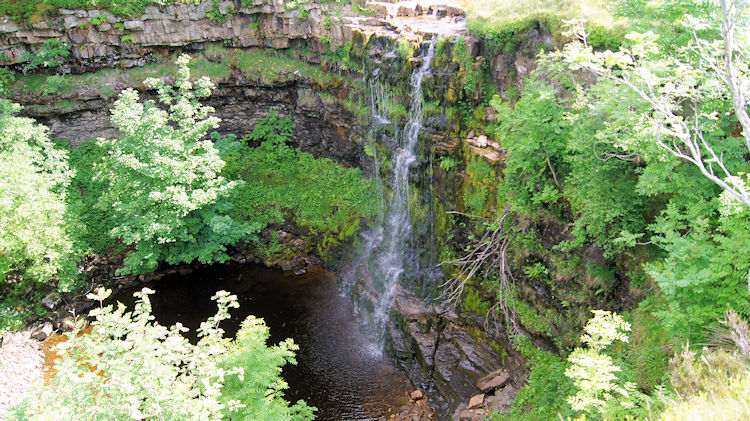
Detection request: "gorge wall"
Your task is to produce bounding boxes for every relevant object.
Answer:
[0,1,560,417]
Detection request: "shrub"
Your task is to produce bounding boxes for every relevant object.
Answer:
[94,55,253,274]
[10,287,314,420]
[19,39,70,74]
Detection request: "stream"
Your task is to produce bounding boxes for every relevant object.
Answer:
[111,263,415,421]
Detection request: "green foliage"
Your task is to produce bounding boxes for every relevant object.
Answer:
[465,0,619,44]
[40,74,73,95]
[397,38,413,62]
[498,335,576,421]
[207,0,235,23]
[228,47,333,85]
[626,308,670,391]
[464,185,488,214]
[0,66,14,94]
[565,310,650,418]
[645,207,750,341]
[491,79,570,214]
[610,0,717,51]
[89,13,106,25]
[466,156,492,181]
[19,39,70,73]
[219,316,316,420]
[563,79,653,254]
[438,155,457,171]
[0,0,47,22]
[66,139,119,255]
[321,43,357,71]
[0,100,76,289]
[11,287,312,420]
[0,285,49,336]
[94,55,253,274]
[218,112,378,257]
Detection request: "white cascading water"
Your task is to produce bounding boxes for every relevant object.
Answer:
[369,36,438,340]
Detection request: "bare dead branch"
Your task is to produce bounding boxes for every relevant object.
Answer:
[438,205,520,334]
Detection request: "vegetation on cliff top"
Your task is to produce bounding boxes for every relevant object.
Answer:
[0,0,371,22]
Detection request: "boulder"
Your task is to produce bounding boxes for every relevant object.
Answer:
[476,368,509,393]
[458,409,486,421]
[410,389,424,401]
[491,384,517,412]
[41,292,62,310]
[30,322,54,341]
[467,393,484,409]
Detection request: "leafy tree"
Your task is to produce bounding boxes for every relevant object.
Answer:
[219,316,316,420]
[11,287,314,420]
[94,55,253,274]
[557,1,750,210]
[491,79,571,215]
[546,0,750,341]
[0,100,75,288]
[645,207,750,340]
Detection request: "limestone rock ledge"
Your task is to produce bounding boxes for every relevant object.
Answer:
[0,0,465,71]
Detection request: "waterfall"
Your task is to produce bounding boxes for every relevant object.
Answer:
[366,36,438,340]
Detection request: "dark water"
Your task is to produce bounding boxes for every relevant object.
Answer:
[111,263,413,421]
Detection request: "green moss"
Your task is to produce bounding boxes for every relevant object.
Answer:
[467,157,493,181]
[462,287,491,318]
[10,45,337,101]
[515,294,555,337]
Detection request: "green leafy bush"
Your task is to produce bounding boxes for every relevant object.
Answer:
[19,39,70,73]
[89,13,106,25]
[66,139,119,255]
[0,100,75,289]
[218,111,378,257]
[497,335,576,421]
[40,74,73,95]
[10,287,314,420]
[491,79,570,214]
[0,67,14,94]
[94,55,253,274]
[565,311,634,413]
[439,155,457,171]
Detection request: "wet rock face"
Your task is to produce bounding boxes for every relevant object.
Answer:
[361,285,527,417]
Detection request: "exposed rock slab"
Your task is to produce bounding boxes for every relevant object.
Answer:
[476,368,510,393]
[0,331,44,410]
